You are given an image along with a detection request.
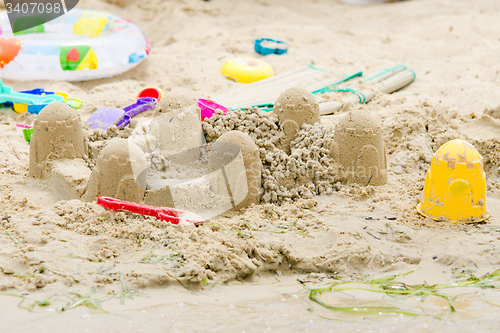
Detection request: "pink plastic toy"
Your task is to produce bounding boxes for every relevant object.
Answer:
[16,124,33,129]
[197,99,230,121]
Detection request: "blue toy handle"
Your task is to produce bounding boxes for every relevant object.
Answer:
[20,88,55,96]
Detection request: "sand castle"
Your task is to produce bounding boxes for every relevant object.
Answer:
[28,94,257,217]
[28,87,390,215]
[331,110,388,186]
[202,88,390,204]
[214,131,263,209]
[84,138,148,203]
[28,102,91,199]
[148,94,204,159]
[29,102,88,179]
[273,86,321,153]
[152,93,197,117]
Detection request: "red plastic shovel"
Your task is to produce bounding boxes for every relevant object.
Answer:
[96,196,205,225]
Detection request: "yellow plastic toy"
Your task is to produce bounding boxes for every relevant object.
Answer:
[221,57,274,83]
[417,139,489,223]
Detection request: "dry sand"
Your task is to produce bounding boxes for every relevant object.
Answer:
[1,0,500,331]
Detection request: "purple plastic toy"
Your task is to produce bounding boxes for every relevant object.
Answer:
[87,97,157,130]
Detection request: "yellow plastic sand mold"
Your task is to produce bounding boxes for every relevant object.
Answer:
[417,139,489,223]
[221,57,274,83]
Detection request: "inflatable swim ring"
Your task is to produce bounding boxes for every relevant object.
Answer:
[0,9,150,81]
[221,57,274,83]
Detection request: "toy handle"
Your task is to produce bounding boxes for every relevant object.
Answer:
[116,97,158,129]
[122,97,157,116]
[96,196,162,217]
[19,89,54,96]
[96,196,205,225]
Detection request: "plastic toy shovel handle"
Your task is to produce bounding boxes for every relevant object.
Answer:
[97,196,156,215]
[19,89,54,96]
[116,97,158,129]
[96,196,204,225]
[122,97,158,117]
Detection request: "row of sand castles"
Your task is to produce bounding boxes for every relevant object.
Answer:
[29,86,392,215]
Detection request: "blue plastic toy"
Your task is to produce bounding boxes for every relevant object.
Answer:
[254,38,289,56]
[0,79,64,105]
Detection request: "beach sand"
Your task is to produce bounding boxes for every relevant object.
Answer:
[1,0,500,331]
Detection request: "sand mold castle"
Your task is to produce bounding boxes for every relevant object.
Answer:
[204,86,389,203]
[28,86,389,216]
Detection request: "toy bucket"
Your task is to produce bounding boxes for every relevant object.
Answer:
[198,99,230,121]
[22,128,33,142]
